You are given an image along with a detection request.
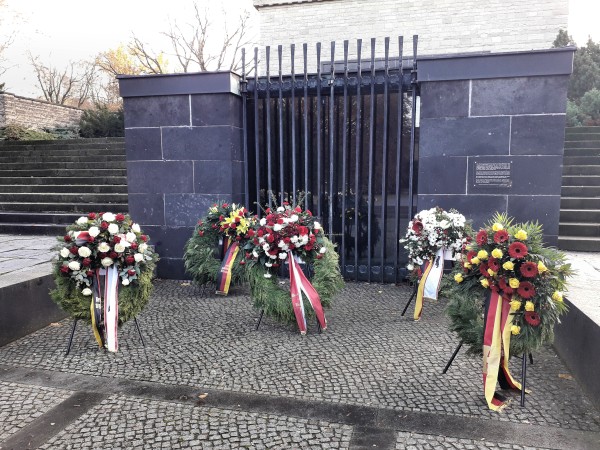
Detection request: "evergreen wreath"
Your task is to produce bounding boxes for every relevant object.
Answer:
[184,201,254,287]
[50,212,157,324]
[446,213,572,355]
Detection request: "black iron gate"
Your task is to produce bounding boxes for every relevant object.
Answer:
[241,36,419,283]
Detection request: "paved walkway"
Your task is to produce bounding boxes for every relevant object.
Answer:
[0,234,599,449]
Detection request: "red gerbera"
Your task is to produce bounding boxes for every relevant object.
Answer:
[487,257,500,272]
[476,229,489,246]
[524,311,541,327]
[498,277,514,295]
[479,262,489,277]
[466,251,477,263]
[493,229,509,244]
[508,242,528,259]
[517,281,535,299]
[520,261,538,278]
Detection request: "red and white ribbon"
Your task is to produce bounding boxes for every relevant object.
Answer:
[288,252,327,334]
[102,266,119,352]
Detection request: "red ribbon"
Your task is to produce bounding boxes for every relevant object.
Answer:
[288,253,327,334]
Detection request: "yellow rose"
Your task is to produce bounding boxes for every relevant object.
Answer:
[509,300,522,310]
[454,273,464,283]
[471,257,480,265]
[464,262,472,269]
[487,269,497,277]
[537,261,548,274]
[492,222,504,231]
[480,278,490,288]
[511,325,521,335]
[509,278,520,289]
[552,291,563,302]
[477,250,489,260]
[525,301,535,312]
[502,261,514,271]
[491,248,503,259]
[515,229,528,241]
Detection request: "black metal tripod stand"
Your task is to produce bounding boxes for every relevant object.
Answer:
[64,316,146,356]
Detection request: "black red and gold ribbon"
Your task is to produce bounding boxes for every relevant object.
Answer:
[414,248,448,321]
[216,238,240,295]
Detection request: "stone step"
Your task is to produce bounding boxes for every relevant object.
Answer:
[559,222,600,237]
[0,193,129,203]
[564,141,600,149]
[0,176,127,186]
[0,137,124,147]
[562,165,600,175]
[559,209,600,222]
[561,186,600,196]
[0,161,126,170]
[565,126,600,134]
[0,148,125,158]
[0,143,126,152]
[0,211,81,224]
[562,175,600,186]
[0,202,129,213]
[0,184,128,194]
[558,236,600,252]
[0,155,126,164]
[563,156,600,165]
[563,148,600,157]
[564,132,600,141]
[0,222,69,235]
[0,168,127,177]
[561,197,600,209]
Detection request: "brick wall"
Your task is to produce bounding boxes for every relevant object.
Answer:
[253,0,568,71]
[0,93,83,130]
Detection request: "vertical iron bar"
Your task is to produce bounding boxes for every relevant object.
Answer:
[394,37,404,283]
[291,44,297,204]
[241,49,250,210]
[341,40,349,279]
[303,43,309,210]
[254,48,261,216]
[354,39,362,282]
[380,38,390,283]
[278,45,284,203]
[328,41,336,239]
[266,46,273,206]
[408,35,418,219]
[367,38,376,282]
[316,42,322,219]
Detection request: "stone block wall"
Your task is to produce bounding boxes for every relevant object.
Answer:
[417,48,575,246]
[118,73,243,279]
[0,93,82,130]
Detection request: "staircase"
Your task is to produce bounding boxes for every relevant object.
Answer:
[0,138,128,235]
[559,126,600,251]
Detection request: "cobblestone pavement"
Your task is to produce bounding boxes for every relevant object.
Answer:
[0,234,56,288]
[395,431,548,450]
[0,280,599,448]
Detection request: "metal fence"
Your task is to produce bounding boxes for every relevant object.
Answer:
[240,36,419,283]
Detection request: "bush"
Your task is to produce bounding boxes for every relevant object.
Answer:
[579,88,600,126]
[566,100,582,127]
[79,105,124,138]
[0,124,57,141]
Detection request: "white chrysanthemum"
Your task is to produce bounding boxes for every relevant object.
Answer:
[68,261,81,271]
[276,206,285,212]
[407,264,414,271]
[108,223,119,234]
[82,288,92,296]
[88,226,100,238]
[273,224,283,232]
[102,212,116,222]
[319,247,327,254]
[277,241,286,248]
[78,247,92,258]
[313,221,321,230]
[125,232,136,243]
[122,278,130,286]
[134,253,144,263]
[131,223,141,233]
[97,242,110,253]
[259,218,267,226]
[264,273,272,278]
[278,253,287,259]
[262,243,270,251]
[258,237,265,244]
[114,243,126,253]
[60,247,70,258]
[265,262,273,267]
[138,243,148,253]
[76,216,88,225]
[289,214,299,222]
[101,257,113,267]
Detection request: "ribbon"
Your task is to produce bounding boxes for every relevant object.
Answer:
[414,247,446,321]
[288,252,327,334]
[216,238,240,296]
[483,290,522,411]
[103,266,119,353]
[90,271,105,348]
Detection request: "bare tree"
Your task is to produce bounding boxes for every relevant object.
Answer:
[0,0,15,80]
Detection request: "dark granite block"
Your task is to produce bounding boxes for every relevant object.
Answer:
[156,257,189,280]
[507,195,561,236]
[123,96,190,128]
[191,93,242,127]
[418,156,467,194]
[143,226,194,259]
[543,234,558,248]
[468,156,563,195]
[127,193,165,226]
[194,161,238,194]
[471,76,569,116]
[162,126,242,161]
[420,81,469,118]
[164,194,215,227]
[419,117,510,157]
[510,115,566,155]
[127,161,193,194]
[417,194,507,229]
[124,128,162,161]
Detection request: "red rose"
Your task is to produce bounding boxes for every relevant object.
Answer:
[247,229,255,237]
[113,236,121,244]
[524,311,541,327]
[198,220,203,225]
[230,223,237,229]
[109,251,118,259]
[125,256,135,264]
[411,220,423,234]
[295,207,302,213]
[82,258,92,267]
[198,230,204,237]
[306,210,312,216]
[99,252,107,258]
[69,246,78,255]
[266,208,272,214]
[283,201,289,206]
[212,224,217,229]
[520,261,538,278]
[222,203,228,208]
[235,216,241,223]
[494,230,509,244]
[87,236,95,243]
[87,213,97,220]
[257,229,264,237]
[239,260,246,265]
[517,281,535,299]
[476,229,488,246]
[219,215,224,221]
[245,252,252,259]
[277,218,284,224]
[128,269,136,276]
[64,235,71,242]
[267,234,275,243]
[131,243,138,250]
[115,213,125,222]
[60,265,70,274]
[317,253,323,259]
[508,242,528,259]
[100,221,109,230]
[86,270,94,276]
[305,244,313,251]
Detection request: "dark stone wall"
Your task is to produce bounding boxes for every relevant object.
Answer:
[120,73,243,279]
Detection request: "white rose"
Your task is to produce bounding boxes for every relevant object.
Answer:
[259,218,266,226]
[76,216,88,225]
[407,264,414,271]
[131,223,141,233]
[108,223,119,235]
[60,247,70,258]
[264,273,272,278]
[122,278,130,286]
[114,243,126,253]
[262,243,270,251]
[78,247,92,258]
[269,254,277,259]
[313,221,321,230]
[102,212,116,222]
[276,206,285,212]
[138,243,148,253]
[273,224,283,232]
[265,262,273,267]
[134,253,144,263]
[319,247,327,254]
[88,226,100,238]
[125,232,136,243]
[97,242,110,253]
[101,257,114,267]
[68,261,81,271]
[252,250,259,258]
[82,288,92,296]
[278,253,287,259]
[277,241,285,248]
[290,214,299,222]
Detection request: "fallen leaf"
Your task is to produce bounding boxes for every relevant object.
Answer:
[180,282,191,286]
[49,323,62,327]
[198,393,208,399]
[558,373,574,380]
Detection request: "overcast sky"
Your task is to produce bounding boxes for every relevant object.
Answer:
[1,0,598,98]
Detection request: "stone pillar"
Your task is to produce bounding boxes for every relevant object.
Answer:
[118,72,243,279]
[417,48,575,246]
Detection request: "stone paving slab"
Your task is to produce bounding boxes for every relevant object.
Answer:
[564,251,600,325]
[0,234,56,288]
[395,431,548,449]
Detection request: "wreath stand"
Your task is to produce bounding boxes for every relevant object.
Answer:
[401,261,454,316]
[255,309,323,333]
[65,316,145,356]
[441,340,534,407]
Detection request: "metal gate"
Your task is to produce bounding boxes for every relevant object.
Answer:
[240,36,419,283]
